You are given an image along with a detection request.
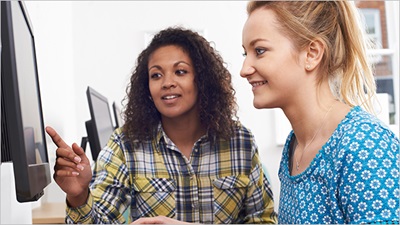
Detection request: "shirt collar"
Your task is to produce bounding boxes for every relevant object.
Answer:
[153,122,212,153]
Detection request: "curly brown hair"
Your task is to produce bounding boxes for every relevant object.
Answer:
[123,26,238,141]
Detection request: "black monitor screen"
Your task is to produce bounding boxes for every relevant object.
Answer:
[1,1,51,202]
[86,86,114,161]
[12,2,46,166]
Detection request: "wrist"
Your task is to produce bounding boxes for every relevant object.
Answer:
[66,188,89,208]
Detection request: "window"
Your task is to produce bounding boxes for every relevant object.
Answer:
[360,8,382,47]
[357,2,399,132]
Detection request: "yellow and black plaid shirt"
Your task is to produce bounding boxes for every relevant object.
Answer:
[66,123,277,224]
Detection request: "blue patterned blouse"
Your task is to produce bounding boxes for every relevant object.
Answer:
[278,106,399,224]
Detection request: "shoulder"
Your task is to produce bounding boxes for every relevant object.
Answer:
[337,106,398,143]
[109,127,129,146]
[341,106,388,130]
[215,121,258,155]
[331,106,399,163]
[231,121,256,139]
[325,106,399,163]
[228,121,258,151]
[105,127,138,156]
[95,128,128,165]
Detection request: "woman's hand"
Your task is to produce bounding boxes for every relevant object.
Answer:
[46,126,92,207]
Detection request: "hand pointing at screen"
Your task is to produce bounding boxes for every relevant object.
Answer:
[45,126,92,208]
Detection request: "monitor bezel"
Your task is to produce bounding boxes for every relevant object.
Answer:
[1,1,51,202]
[86,86,114,161]
[112,101,124,129]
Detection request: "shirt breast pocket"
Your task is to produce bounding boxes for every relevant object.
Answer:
[212,175,250,223]
[131,177,176,219]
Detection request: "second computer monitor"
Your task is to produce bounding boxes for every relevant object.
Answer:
[85,86,114,161]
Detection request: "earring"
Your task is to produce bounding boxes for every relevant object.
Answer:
[306,65,311,70]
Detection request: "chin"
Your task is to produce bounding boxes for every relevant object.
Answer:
[253,101,266,109]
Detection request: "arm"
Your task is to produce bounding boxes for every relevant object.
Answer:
[242,139,277,224]
[337,123,399,224]
[65,129,131,224]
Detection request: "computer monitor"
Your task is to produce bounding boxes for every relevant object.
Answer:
[112,101,124,129]
[1,1,51,202]
[84,86,114,161]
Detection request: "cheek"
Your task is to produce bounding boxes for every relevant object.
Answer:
[184,79,198,98]
[148,82,157,97]
[191,85,199,102]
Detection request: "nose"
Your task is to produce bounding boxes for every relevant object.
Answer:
[162,74,176,89]
[240,58,255,78]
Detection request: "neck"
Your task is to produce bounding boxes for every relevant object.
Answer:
[283,82,338,146]
[161,117,206,158]
[163,119,206,142]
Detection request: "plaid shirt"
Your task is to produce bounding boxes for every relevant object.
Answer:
[66,122,277,224]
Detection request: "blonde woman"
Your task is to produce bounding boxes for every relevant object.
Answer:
[241,1,399,224]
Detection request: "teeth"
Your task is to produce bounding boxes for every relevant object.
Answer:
[163,95,179,100]
[251,81,267,87]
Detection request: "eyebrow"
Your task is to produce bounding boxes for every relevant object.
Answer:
[148,61,192,71]
[249,38,270,47]
[148,65,161,71]
[174,61,191,67]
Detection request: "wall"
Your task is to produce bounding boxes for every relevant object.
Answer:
[2,1,398,224]
[1,2,283,223]
[1,163,32,224]
[33,1,283,206]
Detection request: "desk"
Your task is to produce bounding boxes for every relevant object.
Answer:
[32,202,66,224]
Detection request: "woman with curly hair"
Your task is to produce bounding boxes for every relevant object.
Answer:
[46,27,277,224]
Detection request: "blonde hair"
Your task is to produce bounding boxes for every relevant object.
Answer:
[247,1,377,113]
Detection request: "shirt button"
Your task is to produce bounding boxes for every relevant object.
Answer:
[194,148,198,152]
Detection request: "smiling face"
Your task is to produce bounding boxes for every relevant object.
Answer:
[241,8,307,109]
[148,45,199,121]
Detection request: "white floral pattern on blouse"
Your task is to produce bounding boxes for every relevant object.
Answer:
[278,106,399,224]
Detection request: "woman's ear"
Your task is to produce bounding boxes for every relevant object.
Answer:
[304,39,324,71]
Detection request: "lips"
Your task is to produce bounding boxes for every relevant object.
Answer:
[250,81,268,87]
[161,94,181,100]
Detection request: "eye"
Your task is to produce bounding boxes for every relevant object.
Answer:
[150,73,162,79]
[175,69,187,75]
[255,47,266,56]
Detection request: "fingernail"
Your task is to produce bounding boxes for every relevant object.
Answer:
[72,172,79,176]
[77,164,84,171]
[74,156,81,163]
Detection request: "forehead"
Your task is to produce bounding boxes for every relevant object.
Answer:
[242,8,281,43]
[149,45,192,63]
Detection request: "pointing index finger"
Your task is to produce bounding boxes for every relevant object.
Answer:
[45,126,69,148]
